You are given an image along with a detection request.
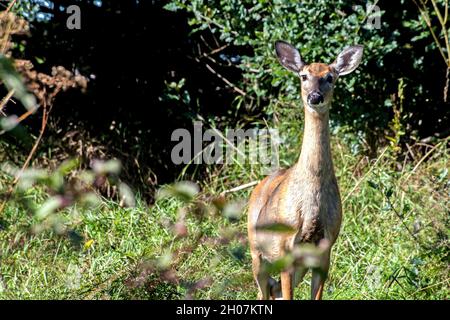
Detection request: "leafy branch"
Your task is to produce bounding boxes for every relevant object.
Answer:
[413,0,450,101]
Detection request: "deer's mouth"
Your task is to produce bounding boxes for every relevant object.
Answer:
[306,101,329,113]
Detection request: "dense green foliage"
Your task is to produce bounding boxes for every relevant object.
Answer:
[2,0,448,187]
[166,0,448,146]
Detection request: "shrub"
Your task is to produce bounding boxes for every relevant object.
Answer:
[165,0,448,150]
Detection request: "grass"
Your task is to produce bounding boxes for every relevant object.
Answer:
[0,122,448,299]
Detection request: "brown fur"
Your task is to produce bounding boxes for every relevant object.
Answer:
[301,63,337,106]
[304,63,332,77]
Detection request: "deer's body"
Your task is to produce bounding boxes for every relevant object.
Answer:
[248,41,363,300]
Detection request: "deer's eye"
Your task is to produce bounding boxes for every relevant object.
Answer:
[326,74,333,83]
[301,75,307,81]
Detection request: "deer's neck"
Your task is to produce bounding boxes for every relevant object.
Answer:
[294,107,334,180]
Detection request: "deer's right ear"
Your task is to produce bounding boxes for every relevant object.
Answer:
[275,41,305,73]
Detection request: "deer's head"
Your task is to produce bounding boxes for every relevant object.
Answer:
[275,40,363,114]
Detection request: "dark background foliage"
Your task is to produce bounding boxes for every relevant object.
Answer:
[9,0,244,196]
[4,0,450,196]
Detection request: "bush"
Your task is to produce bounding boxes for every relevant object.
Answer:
[165,0,449,150]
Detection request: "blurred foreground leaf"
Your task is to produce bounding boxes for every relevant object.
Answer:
[157,181,199,202]
[91,159,121,175]
[35,196,64,220]
[119,182,136,207]
[0,54,36,111]
[222,200,244,222]
[256,222,295,234]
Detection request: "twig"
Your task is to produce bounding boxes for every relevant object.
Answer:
[82,268,128,300]
[407,278,449,297]
[6,0,17,13]
[0,98,51,216]
[413,0,450,66]
[405,143,417,162]
[13,102,49,183]
[221,180,259,195]
[205,44,229,57]
[429,0,450,101]
[415,141,435,148]
[0,9,13,54]
[431,0,450,60]
[209,126,246,159]
[385,195,425,248]
[445,0,449,24]
[195,57,251,98]
[400,137,448,184]
[0,89,14,115]
[445,66,450,102]
[17,106,38,123]
[195,12,239,37]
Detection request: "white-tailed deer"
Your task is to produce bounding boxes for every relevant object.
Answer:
[248,40,363,300]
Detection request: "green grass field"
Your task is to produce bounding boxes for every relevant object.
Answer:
[0,0,449,302]
[0,128,448,299]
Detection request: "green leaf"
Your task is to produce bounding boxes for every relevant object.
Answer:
[0,115,19,131]
[292,243,327,269]
[227,245,246,262]
[437,168,448,183]
[35,196,64,220]
[384,187,393,198]
[256,222,295,234]
[262,254,295,274]
[367,180,379,190]
[156,250,173,269]
[163,2,182,12]
[0,54,36,111]
[91,159,121,175]
[57,159,79,175]
[222,201,244,222]
[80,192,101,207]
[156,181,200,202]
[119,182,136,207]
[16,168,49,190]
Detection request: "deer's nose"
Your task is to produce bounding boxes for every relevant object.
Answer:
[307,91,324,105]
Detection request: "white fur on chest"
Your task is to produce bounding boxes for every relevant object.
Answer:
[283,177,341,242]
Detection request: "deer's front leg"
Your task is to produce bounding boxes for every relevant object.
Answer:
[311,248,331,300]
[280,271,293,300]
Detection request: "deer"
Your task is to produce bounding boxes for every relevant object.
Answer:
[247,40,363,300]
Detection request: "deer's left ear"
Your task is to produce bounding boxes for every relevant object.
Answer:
[330,45,364,76]
[275,40,305,73]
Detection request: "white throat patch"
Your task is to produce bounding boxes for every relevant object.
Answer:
[305,103,329,114]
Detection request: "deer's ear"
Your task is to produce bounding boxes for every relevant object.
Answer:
[275,41,305,73]
[331,45,364,76]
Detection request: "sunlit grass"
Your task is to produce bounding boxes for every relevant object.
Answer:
[0,130,448,299]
